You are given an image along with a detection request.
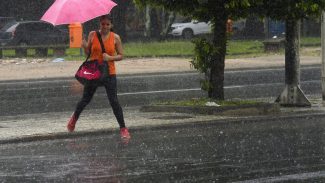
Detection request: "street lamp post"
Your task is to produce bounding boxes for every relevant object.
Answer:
[275,20,311,107]
[322,11,325,100]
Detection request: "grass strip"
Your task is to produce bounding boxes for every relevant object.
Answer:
[156,98,263,107]
[0,37,320,59]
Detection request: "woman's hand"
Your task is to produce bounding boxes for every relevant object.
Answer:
[102,34,124,62]
[103,53,114,61]
[81,38,88,49]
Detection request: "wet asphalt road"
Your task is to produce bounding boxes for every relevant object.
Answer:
[0,114,325,182]
[0,66,322,116]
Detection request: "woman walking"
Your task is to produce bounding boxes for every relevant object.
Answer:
[67,14,130,141]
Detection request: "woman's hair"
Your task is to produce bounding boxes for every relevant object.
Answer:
[99,14,113,23]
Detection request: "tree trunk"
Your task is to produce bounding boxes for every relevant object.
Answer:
[209,9,228,100]
[145,5,160,39]
[150,8,160,39]
[275,18,311,106]
[145,5,151,38]
[161,12,175,38]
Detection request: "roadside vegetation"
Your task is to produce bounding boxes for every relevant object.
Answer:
[1,36,321,60]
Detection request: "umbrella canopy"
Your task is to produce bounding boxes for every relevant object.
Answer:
[41,0,117,25]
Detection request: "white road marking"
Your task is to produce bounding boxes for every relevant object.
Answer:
[233,171,325,183]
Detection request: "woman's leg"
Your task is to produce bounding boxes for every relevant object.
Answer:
[67,83,97,132]
[74,83,98,119]
[103,76,126,128]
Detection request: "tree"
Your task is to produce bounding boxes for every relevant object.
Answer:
[134,0,254,100]
[133,3,175,40]
[145,7,175,39]
[144,5,161,39]
[255,0,325,106]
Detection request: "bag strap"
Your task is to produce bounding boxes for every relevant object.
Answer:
[85,50,91,62]
[84,31,106,62]
[96,31,106,53]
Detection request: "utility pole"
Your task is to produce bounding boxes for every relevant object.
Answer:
[322,11,325,100]
[275,19,311,106]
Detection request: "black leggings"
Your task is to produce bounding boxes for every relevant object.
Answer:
[74,76,125,128]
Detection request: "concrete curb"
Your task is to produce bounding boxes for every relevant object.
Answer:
[140,103,281,116]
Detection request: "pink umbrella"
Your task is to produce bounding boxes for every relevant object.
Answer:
[41,0,117,25]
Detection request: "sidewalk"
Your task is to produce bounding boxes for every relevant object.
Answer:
[1,99,325,144]
[0,54,324,143]
[0,107,237,143]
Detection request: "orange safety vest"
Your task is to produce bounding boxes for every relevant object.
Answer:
[90,32,116,75]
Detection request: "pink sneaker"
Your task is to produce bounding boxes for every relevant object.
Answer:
[67,113,78,132]
[120,127,131,140]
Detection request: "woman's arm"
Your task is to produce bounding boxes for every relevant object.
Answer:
[82,31,95,55]
[103,34,123,62]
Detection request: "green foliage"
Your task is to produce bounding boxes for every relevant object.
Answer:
[190,38,219,92]
[134,0,256,22]
[190,38,215,73]
[257,0,325,20]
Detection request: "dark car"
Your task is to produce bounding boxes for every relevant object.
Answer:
[0,17,16,30]
[0,21,69,46]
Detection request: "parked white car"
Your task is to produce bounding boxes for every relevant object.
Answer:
[169,19,247,39]
[169,20,212,39]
